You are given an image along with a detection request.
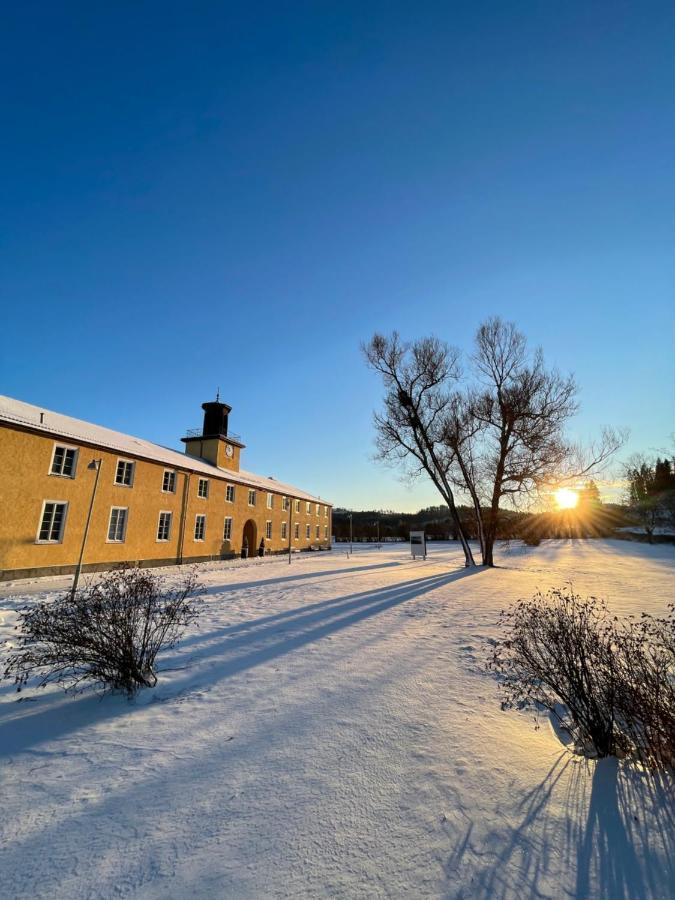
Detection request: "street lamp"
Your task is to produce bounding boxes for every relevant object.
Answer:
[72,458,102,597]
[287,497,292,565]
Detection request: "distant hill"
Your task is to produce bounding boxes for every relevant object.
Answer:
[332,503,632,542]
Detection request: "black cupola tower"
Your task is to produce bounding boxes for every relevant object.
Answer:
[201,400,231,438]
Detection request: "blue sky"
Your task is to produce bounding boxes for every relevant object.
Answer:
[2,2,674,511]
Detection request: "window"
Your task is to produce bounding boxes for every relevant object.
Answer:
[324,525,328,539]
[306,524,311,539]
[267,493,273,509]
[50,444,78,478]
[282,496,289,511]
[306,501,311,513]
[194,514,206,541]
[248,489,256,506]
[316,525,320,539]
[324,506,328,518]
[157,511,172,542]
[37,501,67,543]
[295,499,300,513]
[223,516,232,541]
[294,522,300,540]
[316,504,320,516]
[162,470,176,493]
[115,459,135,487]
[198,478,209,499]
[266,520,272,540]
[281,521,288,540]
[107,507,128,543]
[226,484,235,503]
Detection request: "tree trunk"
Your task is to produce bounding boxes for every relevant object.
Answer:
[446,496,475,567]
[483,500,500,567]
[483,526,495,567]
[454,450,485,563]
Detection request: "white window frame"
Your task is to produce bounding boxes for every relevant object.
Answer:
[226,484,235,503]
[114,458,135,487]
[306,501,311,513]
[248,489,256,506]
[294,522,299,540]
[36,500,68,544]
[281,495,289,512]
[281,521,288,540]
[295,499,300,513]
[316,524,320,539]
[306,523,311,539]
[197,478,209,499]
[49,443,78,478]
[316,503,320,516]
[194,514,206,542]
[107,506,128,543]
[162,469,176,494]
[223,516,233,542]
[324,525,328,539]
[267,493,273,509]
[265,520,272,540]
[156,510,173,542]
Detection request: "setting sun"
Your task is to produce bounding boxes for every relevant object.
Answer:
[555,487,579,510]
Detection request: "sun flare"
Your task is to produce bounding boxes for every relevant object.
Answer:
[554,487,579,510]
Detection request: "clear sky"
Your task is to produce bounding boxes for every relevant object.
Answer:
[2,2,674,511]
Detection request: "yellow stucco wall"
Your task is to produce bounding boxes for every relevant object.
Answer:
[0,425,332,579]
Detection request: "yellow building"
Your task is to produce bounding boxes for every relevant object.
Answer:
[0,396,332,581]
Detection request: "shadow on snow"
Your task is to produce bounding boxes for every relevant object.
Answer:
[0,565,484,759]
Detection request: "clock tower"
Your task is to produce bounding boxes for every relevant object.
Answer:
[181,399,244,471]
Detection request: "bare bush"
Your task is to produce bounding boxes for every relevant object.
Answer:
[489,587,625,758]
[613,606,675,769]
[3,568,201,695]
[490,589,675,770]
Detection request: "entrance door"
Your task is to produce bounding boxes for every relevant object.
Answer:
[242,519,257,557]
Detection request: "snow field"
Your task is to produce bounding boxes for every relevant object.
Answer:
[0,540,673,899]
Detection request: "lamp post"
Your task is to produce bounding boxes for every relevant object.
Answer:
[287,497,292,565]
[349,512,353,556]
[72,458,102,598]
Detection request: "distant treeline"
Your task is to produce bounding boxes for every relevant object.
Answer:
[332,501,633,544]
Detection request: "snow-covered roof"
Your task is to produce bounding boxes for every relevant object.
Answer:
[0,395,331,506]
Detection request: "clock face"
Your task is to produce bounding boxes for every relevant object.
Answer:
[225,444,234,458]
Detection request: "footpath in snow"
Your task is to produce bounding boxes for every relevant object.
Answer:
[0,540,674,899]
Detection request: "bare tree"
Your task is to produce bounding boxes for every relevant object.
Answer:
[464,318,624,565]
[363,333,476,567]
[364,320,624,568]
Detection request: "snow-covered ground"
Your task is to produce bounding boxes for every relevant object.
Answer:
[1,540,673,899]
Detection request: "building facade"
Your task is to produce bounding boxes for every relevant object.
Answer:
[0,396,332,581]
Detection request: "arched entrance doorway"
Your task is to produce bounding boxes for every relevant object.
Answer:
[242,519,257,558]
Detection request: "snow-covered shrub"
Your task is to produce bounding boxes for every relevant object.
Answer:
[489,587,626,758]
[490,590,675,769]
[3,568,201,695]
[612,605,675,769]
